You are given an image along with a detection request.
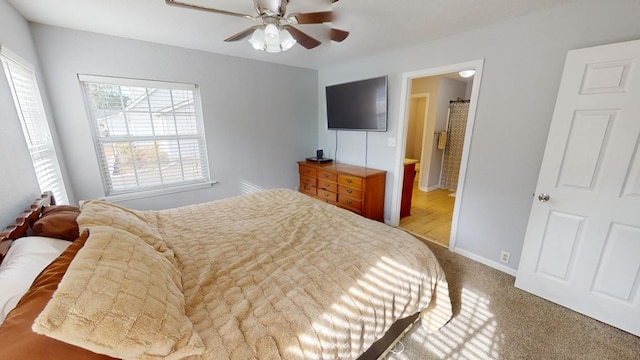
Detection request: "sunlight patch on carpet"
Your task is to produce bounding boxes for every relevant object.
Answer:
[392,287,503,359]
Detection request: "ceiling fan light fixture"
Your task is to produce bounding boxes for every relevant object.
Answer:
[248,23,296,53]
[264,24,281,52]
[458,70,476,78]
[264,24,279,43]
[279,29,296,51]
[248,28,265,50]
[265,44,281,53]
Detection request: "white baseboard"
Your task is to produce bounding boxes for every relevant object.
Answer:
[451,247,518,276]
[418,185,450,192]
[418,185,440,192]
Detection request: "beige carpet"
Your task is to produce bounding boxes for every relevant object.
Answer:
[387,237,640,359]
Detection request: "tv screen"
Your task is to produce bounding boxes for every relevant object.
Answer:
[325,76,387,131]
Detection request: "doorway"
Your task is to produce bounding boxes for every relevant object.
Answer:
[391,60,484,250]
[399,74,472,246]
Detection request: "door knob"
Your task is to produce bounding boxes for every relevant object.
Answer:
[538,193,550,202]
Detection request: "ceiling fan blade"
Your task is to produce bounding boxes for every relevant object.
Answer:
[224,26,260,42]
[290,11,333,24]
[284,26,321,49]
[330,28,349,42]
[165,0,255,19]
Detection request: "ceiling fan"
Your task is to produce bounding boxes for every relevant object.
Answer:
[165,0,349,52]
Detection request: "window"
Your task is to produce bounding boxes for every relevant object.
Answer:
[1,48,69,204]
[79,75,210,197]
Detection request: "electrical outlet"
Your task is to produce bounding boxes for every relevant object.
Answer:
[501,251,510,263]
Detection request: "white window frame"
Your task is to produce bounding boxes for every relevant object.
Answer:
[1,47,69,204]
[79,74,212,200]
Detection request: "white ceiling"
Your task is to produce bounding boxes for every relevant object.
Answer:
[8,0,575,70]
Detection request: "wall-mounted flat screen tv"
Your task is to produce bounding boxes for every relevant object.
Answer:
[325,76,388,131]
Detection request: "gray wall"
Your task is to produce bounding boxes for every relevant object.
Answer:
[0,0,50,226]
[30,24,318,210]
[3,0,639,275]
[317,0,640,272]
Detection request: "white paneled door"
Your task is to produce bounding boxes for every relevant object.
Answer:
[516,39,640,336]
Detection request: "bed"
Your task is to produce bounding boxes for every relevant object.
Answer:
[0,189,452,359]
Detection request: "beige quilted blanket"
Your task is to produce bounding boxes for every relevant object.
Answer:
[36,189,452,359]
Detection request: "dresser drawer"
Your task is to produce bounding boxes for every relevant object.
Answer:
[299,165,317,177]
[300,175,317,186]
[338,185,362,199]
[338,195,362,212]
[317,189,337,202]
[318,169,338,182]
[300,183,317,196]
[318,180,338,192]
[338,174,363,190]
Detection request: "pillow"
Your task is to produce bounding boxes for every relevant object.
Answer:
[0,231,115,359]
[31,205,81,241]
[78,199,178,266]
[33,226,205,360]
[77,200,160,240]
[0,236,71,324]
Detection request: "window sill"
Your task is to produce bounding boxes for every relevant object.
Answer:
[102,181,218,202]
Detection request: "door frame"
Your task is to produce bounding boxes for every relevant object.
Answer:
[391,59,484,251]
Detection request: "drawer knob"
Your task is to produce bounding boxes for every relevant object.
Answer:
[347,200,352,204]
[325,183,330,187]
[346,179,352,184]
[347,189,352,194]
[324,173,330,178]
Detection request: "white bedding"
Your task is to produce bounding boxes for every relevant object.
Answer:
[0,236,71,323]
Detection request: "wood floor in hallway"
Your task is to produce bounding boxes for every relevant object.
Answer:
[399,185,455,247]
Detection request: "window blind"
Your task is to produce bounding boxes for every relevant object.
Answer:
[79,75,210,196]
[1,50,69,204]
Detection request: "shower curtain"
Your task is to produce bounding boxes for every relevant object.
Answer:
[440,102,469,190]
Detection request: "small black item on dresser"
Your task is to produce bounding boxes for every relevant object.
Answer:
[305,157,333,163]
[316,149,324,159]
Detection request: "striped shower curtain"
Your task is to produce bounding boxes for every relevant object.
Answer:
[440,102,470,190]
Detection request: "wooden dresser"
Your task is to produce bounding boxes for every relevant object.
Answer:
[297,160,386,222]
